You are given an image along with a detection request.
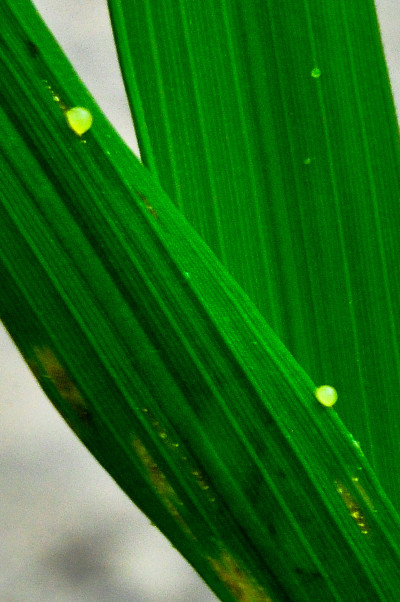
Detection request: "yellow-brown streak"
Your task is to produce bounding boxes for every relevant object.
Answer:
[335,480,370,535]
[132,436,196,540]
[30,346,90,423]
[208,549,273,602]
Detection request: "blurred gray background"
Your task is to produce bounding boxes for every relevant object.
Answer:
[1,1,399,601]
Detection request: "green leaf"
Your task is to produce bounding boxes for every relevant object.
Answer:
[108,0,400,512]
[2,2,400,600]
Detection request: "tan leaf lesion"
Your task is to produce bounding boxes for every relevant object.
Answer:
[207,549,273,602]
[132,436,196,539]
[141,407,216,505]
[28,346,91,423]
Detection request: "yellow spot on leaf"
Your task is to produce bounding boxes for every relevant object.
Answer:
[335,480,370,535]
[140,408,216,504]
[43,81,68,112]
[311,67,321,78]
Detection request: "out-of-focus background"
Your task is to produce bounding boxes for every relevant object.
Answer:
[1,2,399,600]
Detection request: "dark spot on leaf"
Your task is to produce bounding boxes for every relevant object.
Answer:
[27,40,40,58]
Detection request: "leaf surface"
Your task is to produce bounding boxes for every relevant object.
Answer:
[1,2,400,600]
[108,0,400,511]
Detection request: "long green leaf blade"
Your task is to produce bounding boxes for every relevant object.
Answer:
[107,0,400,510]
[2,2,400,600]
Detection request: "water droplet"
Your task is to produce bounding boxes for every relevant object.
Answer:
[303,157,312,165]
[315,385,338,407]
[65,106,93,136]
[311,67,321,79]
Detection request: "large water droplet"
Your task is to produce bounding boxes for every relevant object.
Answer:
[65,107,93,136]
[315,385,337,407]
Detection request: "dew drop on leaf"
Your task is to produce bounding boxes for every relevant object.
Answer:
[65,106,93,136]
[315,385,338,407]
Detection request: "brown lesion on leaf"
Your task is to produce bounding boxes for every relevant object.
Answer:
[141,408,216,505]
[29,346,91,424]
[207,549,273,602]
[134,189,159,221]
[132,436,196,539]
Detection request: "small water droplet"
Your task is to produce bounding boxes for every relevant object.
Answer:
[311,67,321,79]
[303,157,312,165]
[315,385,338,407]
[65,106,93,136]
